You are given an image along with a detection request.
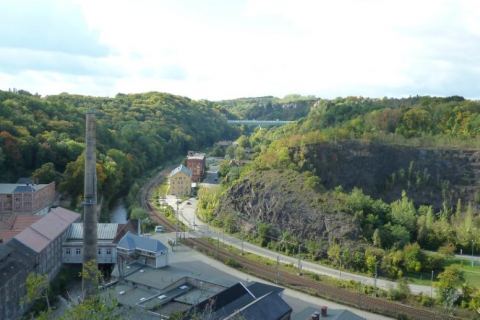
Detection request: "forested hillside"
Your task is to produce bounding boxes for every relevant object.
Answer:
[206,95,480,286]
[216,95,316,120]
[0,90,237,210]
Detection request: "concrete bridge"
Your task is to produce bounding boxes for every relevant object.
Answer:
[227,119,295,126]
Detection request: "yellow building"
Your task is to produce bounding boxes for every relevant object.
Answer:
[168,165,192,197]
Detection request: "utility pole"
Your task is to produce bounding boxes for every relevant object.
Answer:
[297,243,302,275]
[276,255,280,284]
[82,111,98,297]
[374,261,378,292]
[430,270,434,298]
[241,232,244,256]
[176,200,180,243]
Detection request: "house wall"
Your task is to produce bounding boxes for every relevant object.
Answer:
[169,172,191,196]
[155,251,168,268]
[186,158,205,182]
[0,266,29,320]
[34,230,67,280]
[62,243,117,264]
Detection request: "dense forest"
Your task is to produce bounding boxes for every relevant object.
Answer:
[0,90,237,213]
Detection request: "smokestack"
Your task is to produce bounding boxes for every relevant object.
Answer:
[82,110,98,296]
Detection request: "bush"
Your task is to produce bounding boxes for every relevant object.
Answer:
[225,258,241,269]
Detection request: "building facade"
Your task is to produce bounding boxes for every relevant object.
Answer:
[168,165,192,197]
[0,182,55,215]
[62,223,120,264]
[186,151,206,182]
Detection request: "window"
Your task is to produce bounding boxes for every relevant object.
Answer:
[76,248,81,255]
[106,249,112,255]
[66,248,71,255]
[98,248,102,255]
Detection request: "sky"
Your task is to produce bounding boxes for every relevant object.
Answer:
[0,0,479,100]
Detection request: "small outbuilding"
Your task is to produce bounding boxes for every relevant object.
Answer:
[117,231,169,268]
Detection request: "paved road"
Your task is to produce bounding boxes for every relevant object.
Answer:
[149,232,392,320]
[167,196,435,296]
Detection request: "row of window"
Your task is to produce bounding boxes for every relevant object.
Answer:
[65,248,112,255]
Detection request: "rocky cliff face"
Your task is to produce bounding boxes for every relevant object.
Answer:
[216,169,361,248]
[292,141,480,209]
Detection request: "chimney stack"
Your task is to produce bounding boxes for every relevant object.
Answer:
[82,110,98,296]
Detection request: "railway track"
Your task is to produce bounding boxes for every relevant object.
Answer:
[140,168,461,320]
[184,237,458,320]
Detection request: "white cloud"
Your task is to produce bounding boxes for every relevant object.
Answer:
[1,0,480,99]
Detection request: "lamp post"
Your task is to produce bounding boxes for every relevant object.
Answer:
[472,240,475,267]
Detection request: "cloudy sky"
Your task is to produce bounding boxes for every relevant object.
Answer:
[0,0,479,100]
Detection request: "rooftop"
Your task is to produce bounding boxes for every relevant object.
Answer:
[66,223,119,241]
[169,164,192,178]
[187,152,206,160]
[117,231,168,253]
[0,183,51,194]
[14,207,80,252]
[0,215,41,242]
[229,291,292,320]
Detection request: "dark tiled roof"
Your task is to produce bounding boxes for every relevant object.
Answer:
[233,292,292,320]
[117,231,168,253]
[185,283,255,320]
[186,282,291,320]
[247,282,284,298]
[13,185,35,193]
[169,164,192,178]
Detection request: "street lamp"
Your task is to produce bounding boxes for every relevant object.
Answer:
[472,240,475,267]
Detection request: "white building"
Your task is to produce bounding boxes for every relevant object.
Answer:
[62,223,119,264]
[117,231,169,268]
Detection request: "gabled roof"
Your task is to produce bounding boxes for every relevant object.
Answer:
[169,164,192,178]
[117,231,168,253]
[247,282,284,298]
[14,207,80,252]
[185,282,256,320]
[67,223,119,240]
[227,292,292,320]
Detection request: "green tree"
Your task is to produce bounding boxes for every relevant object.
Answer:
[403,243,423,273]
[327,243,342,266]
[390,191,417,233]
[32,162,59,183]
[435,265,464,312]
[24,272,51,311]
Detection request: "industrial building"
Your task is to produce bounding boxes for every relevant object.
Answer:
[0,182,55,215]
[168,164,192,197]
[11,207,80,279]
[0,207,79,320]
[186,151,206,182]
